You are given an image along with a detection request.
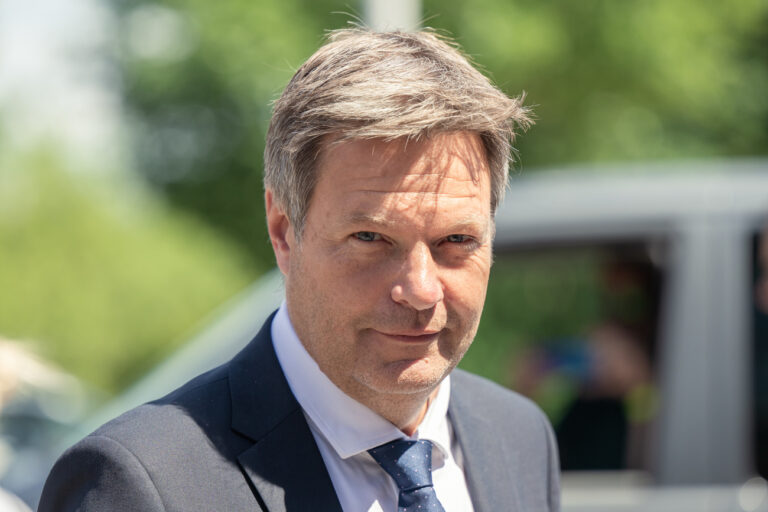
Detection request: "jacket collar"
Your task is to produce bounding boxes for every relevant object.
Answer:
[228,313,343,512]
[449,369,523,512]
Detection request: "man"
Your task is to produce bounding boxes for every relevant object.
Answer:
[40,29,560,511]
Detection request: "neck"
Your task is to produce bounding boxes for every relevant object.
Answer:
[351,386,440,437]
[400,392,435,436]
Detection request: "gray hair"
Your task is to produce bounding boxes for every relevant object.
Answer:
[264,28,532,236]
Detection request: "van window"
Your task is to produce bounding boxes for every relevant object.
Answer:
[462,240,666,471]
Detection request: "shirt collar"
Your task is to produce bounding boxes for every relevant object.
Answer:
[271,302,452,459]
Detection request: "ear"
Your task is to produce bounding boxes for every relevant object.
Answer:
[265,189,294,275]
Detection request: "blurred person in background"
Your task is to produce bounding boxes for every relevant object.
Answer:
[510,253,659,471]
[756,224,768,316]
[38,29,560,512]
[554,322,652,470]
[754,223,768,478]
[511,322,653,471]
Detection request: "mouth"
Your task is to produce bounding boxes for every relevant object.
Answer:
[372,329,442,343]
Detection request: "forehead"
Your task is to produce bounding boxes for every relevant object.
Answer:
[312,132,490,209]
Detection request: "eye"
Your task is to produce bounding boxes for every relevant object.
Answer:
[353,231,382,242]
[445,234,471,243]
[442,234,481,253]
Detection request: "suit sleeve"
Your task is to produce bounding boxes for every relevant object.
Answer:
[38,435,166,512]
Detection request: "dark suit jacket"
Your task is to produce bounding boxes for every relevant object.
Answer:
[39,316,560,511]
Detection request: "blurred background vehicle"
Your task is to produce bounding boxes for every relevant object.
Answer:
[484,162,768,512]
[2,0,768,510]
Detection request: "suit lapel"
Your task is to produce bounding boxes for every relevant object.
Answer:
[228,314,343,512]
[237,409,342,512]
[449,370,523,512]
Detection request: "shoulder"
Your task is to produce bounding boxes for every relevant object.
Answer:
[449,369,561,511]
[49,364,223,450]
[450,367,556,462]
[450,367,548,425]
[39,316,284,511]
[39,432,167,512]
[81,361,258,479]
[91,363,233,448]
[39,366,245,511]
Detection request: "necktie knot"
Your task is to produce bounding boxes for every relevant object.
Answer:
[368,439,434,491]
[368,439,446,512]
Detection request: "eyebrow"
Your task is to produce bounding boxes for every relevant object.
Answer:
[346,213,397,229]
[345,212,491,234]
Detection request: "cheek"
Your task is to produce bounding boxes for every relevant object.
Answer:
[443,260,491,312]
[313,250,393,305]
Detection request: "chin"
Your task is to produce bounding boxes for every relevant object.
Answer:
[359,359,454,396]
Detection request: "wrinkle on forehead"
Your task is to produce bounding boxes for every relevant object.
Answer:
[311,132,491,232]
[351,175,484,197]
[365,133,484,181]
[319,132,488,186]
[346,189,487,229]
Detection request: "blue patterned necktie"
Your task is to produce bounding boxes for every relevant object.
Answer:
[368,439,447,512]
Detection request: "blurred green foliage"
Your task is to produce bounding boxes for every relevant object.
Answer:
[430,0,768,164]
[0,148,258,393]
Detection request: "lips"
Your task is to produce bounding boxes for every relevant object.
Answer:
[372,329,442,343]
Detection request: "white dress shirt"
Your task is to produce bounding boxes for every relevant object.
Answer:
[271,303,475,512]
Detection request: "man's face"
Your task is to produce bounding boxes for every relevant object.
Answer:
[267,132,493,405]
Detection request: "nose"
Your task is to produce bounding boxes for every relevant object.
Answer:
[391,243,444,310]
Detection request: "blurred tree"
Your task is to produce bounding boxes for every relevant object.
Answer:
[0,148,257,393]
[117,0,353,265]
[425,0,768,165]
